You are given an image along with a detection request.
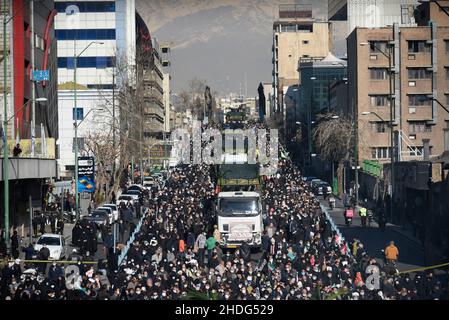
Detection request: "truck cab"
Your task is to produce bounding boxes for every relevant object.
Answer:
[216,191,263,248]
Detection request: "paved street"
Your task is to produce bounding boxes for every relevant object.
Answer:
[320,196,426,272]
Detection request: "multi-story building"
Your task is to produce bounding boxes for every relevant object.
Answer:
[55,0,149,176]
[297,53,347,167]
[272,4,331,118]
[1,0,59,228]
[137,16,165,139]
[328,0,419,36]
[161,43,171,133]
[347,0,449,166]
[1,0,58,147]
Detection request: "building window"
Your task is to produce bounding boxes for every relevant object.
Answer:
[408,68,432,80]
[302,40,309,44]
[371,147,390,159]
[58,56,115,69]
[369,41,388,53]
[408,121,432,133]
[370,68,388,80]
[55,1,115,13]
[55,29,116,41]
[401,5,412,24]
[35,33,45,50]
[408,40,431,53]
[446,40,449,53]
[408,146,424,157]
[72,138,85,152]
[73,107,84,120]
[370,95,388,107]
[371,122,387,133]
[446,67,449,80]
[408,94,431,106]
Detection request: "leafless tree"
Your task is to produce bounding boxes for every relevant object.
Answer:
[313,114,355,196]
[83,46,150,199]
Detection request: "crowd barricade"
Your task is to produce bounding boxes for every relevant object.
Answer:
[117,207,149,266]
[320,204,354,260]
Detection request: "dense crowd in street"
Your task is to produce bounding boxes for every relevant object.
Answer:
[1,123,449,300]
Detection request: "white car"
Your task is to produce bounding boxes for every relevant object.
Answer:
[97,206,115,224]
[34,234,67,260]
[102,204,119,221]
[117,194,134,207]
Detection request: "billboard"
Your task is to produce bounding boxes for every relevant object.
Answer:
[77,156,95,193]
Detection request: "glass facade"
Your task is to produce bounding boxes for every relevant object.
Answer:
[56,29,116,40]
[58,56,115,69]
[299,65,347,118]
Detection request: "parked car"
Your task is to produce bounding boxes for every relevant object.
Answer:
[320,182,332,194]
[311,181,332,196]
[117,195,134,207]
[34,234,67,260]
[85,210,110,226]
[127,184,144,193]
[97,206,115,224]
[151,173,164,182]
[126,190,143,204]
[102,204,119,221]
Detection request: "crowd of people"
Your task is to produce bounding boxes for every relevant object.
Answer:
[1,122,449,300]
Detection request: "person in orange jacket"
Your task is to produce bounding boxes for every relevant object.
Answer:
[385,241,399,262]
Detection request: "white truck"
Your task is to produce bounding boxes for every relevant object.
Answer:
[216,191,263,249]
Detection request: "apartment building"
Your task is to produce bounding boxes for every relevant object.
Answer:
[347,0,449,165]
[55,0,139,176]
[328,0,419,35]
[272,4,331,117]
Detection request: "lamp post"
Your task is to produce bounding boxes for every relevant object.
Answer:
[74,107,103,220]
[307,76,316,170]
[360,40,395,221]
[73,41,103,219]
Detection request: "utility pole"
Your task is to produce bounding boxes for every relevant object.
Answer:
[388,42,395,223]
[2,0,10,253]
[30,0,35,157]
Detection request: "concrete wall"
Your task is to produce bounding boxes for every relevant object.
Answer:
[0,158,57,180]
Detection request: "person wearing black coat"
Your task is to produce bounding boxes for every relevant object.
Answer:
[49,214,56,234]
[240,241,251,263]
[11,230,20,259]
[32,216,39,238]
[37,245,50,274]
[39,214,46,235]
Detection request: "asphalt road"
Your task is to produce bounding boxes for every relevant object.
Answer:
[319,196,426,272]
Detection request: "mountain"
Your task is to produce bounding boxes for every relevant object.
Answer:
[136,0,331,96]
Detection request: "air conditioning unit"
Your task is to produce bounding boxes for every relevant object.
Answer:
[408,81,416,87]
[409,107,416,114]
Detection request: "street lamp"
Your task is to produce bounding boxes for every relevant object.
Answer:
[360,40,395,221]
[73,41,104,219]
[74,107,103,220]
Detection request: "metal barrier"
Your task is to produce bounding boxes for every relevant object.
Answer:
[320,204,354,260]
[117,208,149,266]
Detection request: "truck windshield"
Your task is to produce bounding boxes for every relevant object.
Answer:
[219,198,259,216]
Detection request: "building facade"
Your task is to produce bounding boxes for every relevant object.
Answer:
[347,1,449,166]
[55,0,140,177]
[328,0,419,35]
[0,0,58,146]
[272,4,331,118]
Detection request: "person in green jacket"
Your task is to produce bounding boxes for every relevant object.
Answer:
[206,236,217,264]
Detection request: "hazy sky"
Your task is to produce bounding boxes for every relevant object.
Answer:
[136,0,345,97]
